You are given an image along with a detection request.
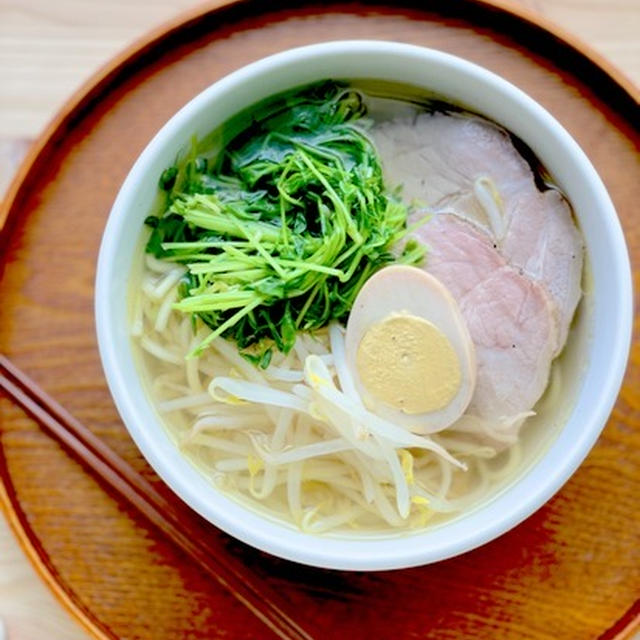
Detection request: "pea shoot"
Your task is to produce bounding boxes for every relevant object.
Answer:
[145,82,425,361]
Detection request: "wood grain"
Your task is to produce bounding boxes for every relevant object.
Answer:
[1,0,638,140]
[1,1,639,639]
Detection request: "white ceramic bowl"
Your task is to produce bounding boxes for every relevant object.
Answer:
[95,41,632,570]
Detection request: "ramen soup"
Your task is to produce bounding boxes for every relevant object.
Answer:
[131,81,587,535]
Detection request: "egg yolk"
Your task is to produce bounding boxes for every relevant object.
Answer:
[356,312,462,415]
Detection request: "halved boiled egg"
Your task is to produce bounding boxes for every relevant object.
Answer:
[345,265,476,434]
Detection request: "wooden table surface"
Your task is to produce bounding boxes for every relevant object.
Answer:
[0,1,638,639]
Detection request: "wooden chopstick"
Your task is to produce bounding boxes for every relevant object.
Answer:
[0,354,315,640]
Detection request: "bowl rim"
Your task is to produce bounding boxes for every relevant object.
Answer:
[95,40,633,570]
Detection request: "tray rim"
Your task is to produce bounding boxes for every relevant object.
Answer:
[0,468,112,640]
[1,1,639,639]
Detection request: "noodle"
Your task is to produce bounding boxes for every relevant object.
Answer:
[132,275,539,533]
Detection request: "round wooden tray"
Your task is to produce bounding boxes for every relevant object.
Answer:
[1,1,639,639]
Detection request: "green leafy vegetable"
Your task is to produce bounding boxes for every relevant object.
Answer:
[145,82,425,357]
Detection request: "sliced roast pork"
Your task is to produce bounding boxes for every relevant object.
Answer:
[373,112,583,354]
[502,189,583,350]
[374,113,533,230]
[414,214,558,422]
